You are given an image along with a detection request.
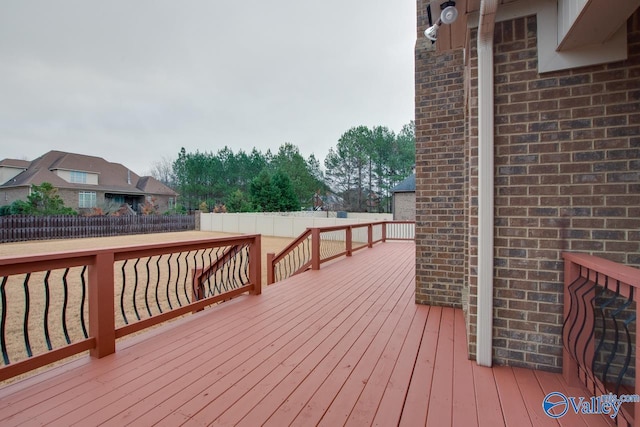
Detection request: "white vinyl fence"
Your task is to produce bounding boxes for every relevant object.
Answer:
[199,212,393,238]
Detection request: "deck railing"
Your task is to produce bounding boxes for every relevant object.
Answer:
[563,252,640,426]
[0,235,261,381]
[267,221,414,284]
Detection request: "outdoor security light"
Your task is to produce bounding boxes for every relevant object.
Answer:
[440,1,458,24]
[424,1,458,42]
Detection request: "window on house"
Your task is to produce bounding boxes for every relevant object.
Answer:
[168,197,175,210]
[70,171,87,184]
[78,191,97,208]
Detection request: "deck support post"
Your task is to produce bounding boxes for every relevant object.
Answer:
[249,236,262,295]
[367,224,373,248]
[89,252,116,358]
[346,227,352,257]
[311,228,321,270]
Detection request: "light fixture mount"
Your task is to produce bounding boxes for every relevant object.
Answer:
[440,1,458,25]
[424,1,458,42]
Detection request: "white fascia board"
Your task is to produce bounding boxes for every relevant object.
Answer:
[467,0,628,73]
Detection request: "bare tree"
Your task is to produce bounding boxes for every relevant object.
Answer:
[147,156,176,189]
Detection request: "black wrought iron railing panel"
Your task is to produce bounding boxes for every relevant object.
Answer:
[117,244,252,326]
[593,283,636,395]
[0,266,89,366]
[319,230,346,262]
[563,267,636,397]
[197,244,251,299]
[273,235,312,283]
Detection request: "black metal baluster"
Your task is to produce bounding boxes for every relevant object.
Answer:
[243,244,250,284]
[132,258,141,321]
[43,271,52,350]
[80,266,88,338]
[203,248,213,298]
[236,245,244,287]
[231,245,239,289]
[603,286,634,390]
[304,237,310,268]
[213,248,223,295]
[166,253,174,310]
[578,273,600,382]
[211,247,218,295]
[616,306,635,395]
[23,273,32,357]
[174,251,183,306]
[1,276,10,364]
[143,257,152,317]
[154,256,162,314]
[191,250,199,299]
[61,269,71,344]
[120,260,129,325]
[572,270,595,371]
[225,247,232,290]
[592,277,616,383]
[286,249,294,279]
[182,251,191,304]
[563,268,591,362]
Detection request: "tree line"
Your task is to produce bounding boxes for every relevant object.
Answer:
[151,122,415,213]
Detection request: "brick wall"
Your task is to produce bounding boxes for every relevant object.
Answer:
[473,12,639,370]
[415,1,640,370]
[414,36,467,308]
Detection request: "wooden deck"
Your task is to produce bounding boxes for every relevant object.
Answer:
[0,242,610,426]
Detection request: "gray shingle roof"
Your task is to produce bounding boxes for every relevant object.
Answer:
[391,174,415,193]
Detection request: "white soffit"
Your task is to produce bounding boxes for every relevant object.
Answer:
[467,0,631,73]
[558,0,640,50]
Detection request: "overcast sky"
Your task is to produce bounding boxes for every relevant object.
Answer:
[0,1,416,175]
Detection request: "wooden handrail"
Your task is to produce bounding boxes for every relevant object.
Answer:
[271,229,312,265]
[268,221,415,284]
[0,234,262,382]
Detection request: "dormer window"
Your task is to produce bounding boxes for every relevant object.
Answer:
[70,171,87,184]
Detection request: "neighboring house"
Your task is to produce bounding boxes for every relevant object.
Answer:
[0,150,178,214]
[390,174,415,221]
[415,0,639,371]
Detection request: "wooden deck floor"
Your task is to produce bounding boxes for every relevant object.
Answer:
[0,242,610,426]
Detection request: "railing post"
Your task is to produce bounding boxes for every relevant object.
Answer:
[367,224,373,248]
[562,255,581,387]
[249,236,262,295]
[267,252,275,285]
[89,251,116,358]
[192,268,203,301]
[346,226,352,257]
[311,228,321,270]
[382,221,387,242]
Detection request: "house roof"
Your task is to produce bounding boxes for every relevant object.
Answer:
[391,174,416,193]
[0,150,177,197]
[0,158,30,169]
